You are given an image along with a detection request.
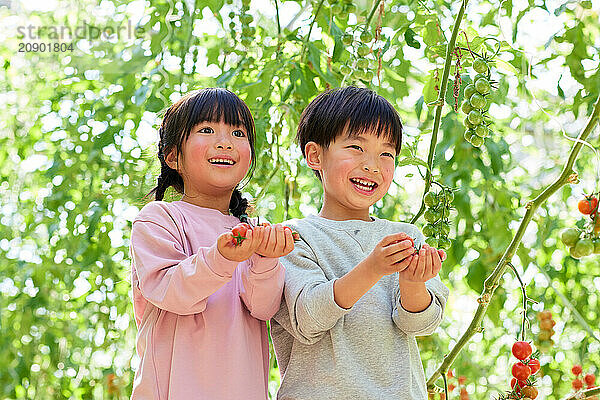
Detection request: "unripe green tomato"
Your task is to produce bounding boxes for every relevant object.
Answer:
[461,100,473,114]
[345,3,357,14]
[440,223,450,236]
[468,110,483,125]
[425,237,439,247]
[342,34,353,46]
[328,0,339,4]
[363,70,374,81]
[424,209,439,223]
[464,84,476,98]
[438,237,451,249]
[561,228,581,247]
[569,244,583,259]
[473,58,488,74]
[575,238,594,257]
[241,14,253,24]
[357,44,370,57]
[424,191,438,207]
[340,64,351,75]
[464,129,475,142]
[593,239,600,254]
[475,124,489,138]
[360,31,373,42]
[469,93,486,109]
[241,37,252,46]
[242,0,251,5]
[356,58,369,69]
[464,117,475,129]
[331,3,343,14]
[228,11,236,18]
[353,69,365,80]
[470,134,484,147]
[423,224,436,237]
[475,78,491,95]
[229,21,236,29]
[242,26,253,36]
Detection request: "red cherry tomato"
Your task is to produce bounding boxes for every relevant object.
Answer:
[584,374,596,386]
[512,362,531,381]
[579,197,598,215]
[512,341,533,360]
[572,379,583,390]
[458,376,467,385]
[528,358,540,375]
[231,224,249,245]
[510,378,527,392]
[572,364,583,376]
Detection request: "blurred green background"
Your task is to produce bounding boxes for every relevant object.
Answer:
[0,0,599,398]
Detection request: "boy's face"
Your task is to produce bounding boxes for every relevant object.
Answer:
[305,130,397,220]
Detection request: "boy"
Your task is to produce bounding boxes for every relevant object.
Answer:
[271,87,449,400]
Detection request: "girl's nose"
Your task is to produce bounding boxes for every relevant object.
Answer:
[215,133,233,150]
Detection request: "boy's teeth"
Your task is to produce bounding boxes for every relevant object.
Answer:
[351,178,376,190]
[209,158,234,164]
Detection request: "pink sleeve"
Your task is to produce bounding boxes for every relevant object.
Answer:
[239,254,285,321]
[130,218,239,315]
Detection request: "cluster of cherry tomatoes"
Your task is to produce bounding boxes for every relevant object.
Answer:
[534,310,556,353]
[508,341,540,399]
[571,365,598,398]
[230,221,300,246]
[228,0,256,48]
[428,370,469,400]
[422,187,454,250]
[560,194,600,259]
[339,27,378,82]
[462,56,494,147]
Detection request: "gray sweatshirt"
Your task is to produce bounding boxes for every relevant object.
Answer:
[271,214,450,400]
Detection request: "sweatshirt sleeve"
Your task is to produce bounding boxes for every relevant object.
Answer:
[238,254,285,321]
[272,239,352,345]
[130,209,239,315]
[392,275,449,336]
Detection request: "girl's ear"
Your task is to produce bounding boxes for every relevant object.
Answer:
[164,149,179,171]
[304,141,323,172]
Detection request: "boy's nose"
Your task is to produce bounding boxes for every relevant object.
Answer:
[363,165,379,173]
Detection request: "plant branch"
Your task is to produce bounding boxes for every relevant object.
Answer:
[560,386,600,400]
[426,94,600,389]
[363,0,382,32]
[411,0,469,224]
[301,0,325,62]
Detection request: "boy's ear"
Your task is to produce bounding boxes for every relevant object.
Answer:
[164,149,179,171]
[304,142,323,172]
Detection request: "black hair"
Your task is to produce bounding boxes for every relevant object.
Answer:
[296,86,403,178]
[147,88,256,221]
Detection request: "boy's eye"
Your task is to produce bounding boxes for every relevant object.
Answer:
[198,127,214,134]
[348,145,363,151]
[232,129,246,137]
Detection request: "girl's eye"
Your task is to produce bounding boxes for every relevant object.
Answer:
[232,129,246,137]
[199,127,214,134]
[382,152,395,158]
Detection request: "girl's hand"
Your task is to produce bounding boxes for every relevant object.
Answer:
[398,244,442,283]
[217,225,266,262]
[255,224,295,258]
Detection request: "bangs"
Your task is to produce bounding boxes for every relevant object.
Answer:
[185,88,255,139]
[344,97,402,154]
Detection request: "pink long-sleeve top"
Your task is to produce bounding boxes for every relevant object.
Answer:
[129,200,285,400]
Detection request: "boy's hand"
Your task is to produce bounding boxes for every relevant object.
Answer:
[364,232,417,277]
[398,244,442,283]
[217,225,266,262]
[255,224,295,258]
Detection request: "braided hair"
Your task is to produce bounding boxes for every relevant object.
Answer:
[146,88,256,221]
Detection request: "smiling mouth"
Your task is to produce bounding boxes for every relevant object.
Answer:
[350,178,378,193]
[208,158,235,165]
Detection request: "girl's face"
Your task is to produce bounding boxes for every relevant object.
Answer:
[168,121,252,198]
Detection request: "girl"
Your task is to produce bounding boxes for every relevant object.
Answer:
[129,88,293,399]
